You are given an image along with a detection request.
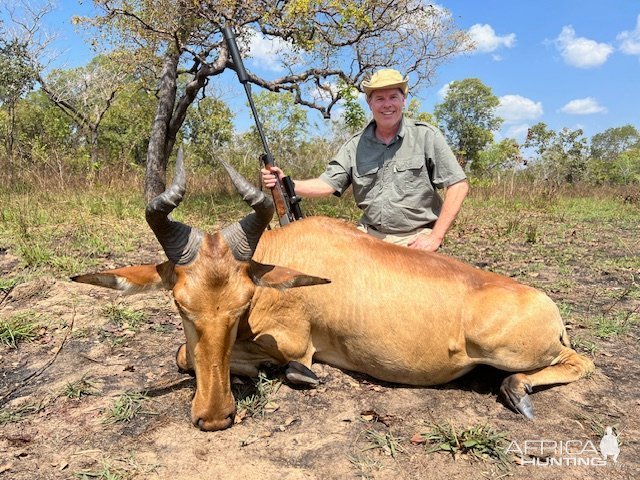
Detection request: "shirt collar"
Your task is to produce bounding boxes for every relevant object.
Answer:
[364,117,407,144]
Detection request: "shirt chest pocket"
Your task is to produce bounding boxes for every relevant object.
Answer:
[353,163,380,193]
[393,155,431,191]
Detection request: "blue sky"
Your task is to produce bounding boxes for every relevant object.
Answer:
[430,1,640,144]
[4,1,640,146]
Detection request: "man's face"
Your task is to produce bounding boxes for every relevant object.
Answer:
[367,88,406,131]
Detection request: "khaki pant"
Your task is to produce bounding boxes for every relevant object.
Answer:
[357,224,433,247]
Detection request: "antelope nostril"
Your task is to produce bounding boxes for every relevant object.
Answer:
[224,416,234,429]
[194,415,234,431]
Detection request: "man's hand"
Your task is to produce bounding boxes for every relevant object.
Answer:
[407,179,468,252]
[260,170,335,198]
[261,166,284,189]
[408,232,443,252]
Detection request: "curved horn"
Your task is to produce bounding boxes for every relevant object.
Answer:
[219,159,275,261]
[145,147,204,265]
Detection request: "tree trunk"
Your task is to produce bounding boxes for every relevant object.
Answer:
[7,106,16,180]
[143,42,227,202]
[144,47,180,203]
[90,128,99,169]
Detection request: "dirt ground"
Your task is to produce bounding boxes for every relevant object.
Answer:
[1,219,639,480]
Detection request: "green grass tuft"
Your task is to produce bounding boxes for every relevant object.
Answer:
[347,454,383,478]
[103,392,149,424]
[0,399,48,425]
[592,311,639,338]
[234,372,281,418]
[18,241,53,269]
[0,278,17,293]
[0,311,40,348]
[102,304,147,330]
[361,428,404,458]
[421,421,511,467]
[63,374,100,399]
[571,335,599,356]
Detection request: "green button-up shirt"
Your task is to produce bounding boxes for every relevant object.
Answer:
[319,118,466,234]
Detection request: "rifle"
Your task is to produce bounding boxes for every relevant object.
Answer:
[222,25,303,226]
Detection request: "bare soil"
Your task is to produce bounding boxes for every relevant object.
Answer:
[1,216,639,480]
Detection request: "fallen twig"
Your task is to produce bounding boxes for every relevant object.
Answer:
[78,353,130,366]
[0,284,15,307]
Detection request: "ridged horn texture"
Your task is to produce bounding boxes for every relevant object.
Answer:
[145,146,204,265]
[219,159,275,261]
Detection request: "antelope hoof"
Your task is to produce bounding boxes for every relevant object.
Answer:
[514,395,535,419]
[500,374,535,419]
[285,361,319,386]
[176,343,195,376]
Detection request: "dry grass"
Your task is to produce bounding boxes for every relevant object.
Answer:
[1,167,638,353]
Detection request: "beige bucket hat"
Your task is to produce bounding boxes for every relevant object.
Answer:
[362,69,409,97]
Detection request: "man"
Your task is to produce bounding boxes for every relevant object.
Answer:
[262,69,468,252]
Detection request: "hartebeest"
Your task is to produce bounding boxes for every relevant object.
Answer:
[73,150,594,431]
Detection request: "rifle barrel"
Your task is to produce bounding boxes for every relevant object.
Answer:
[223,26,274,163]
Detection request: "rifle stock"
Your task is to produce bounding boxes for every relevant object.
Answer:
[260,154,294,225]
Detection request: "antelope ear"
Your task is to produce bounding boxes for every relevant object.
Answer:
[72,262,175,293]
[249,259,331,290]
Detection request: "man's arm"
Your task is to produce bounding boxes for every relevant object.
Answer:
[408,179,469,252]
[261,166,336,198]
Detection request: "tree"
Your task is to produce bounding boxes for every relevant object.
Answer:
[183,96,234,165]
[3,1,152,170]
[38,52,140,168]
[328,81,367,143]
[553,128,590,185]
[0,37,36,173]
[434,78,503,169]
[339,82,367,135]
[473,138,521,178]
[588,145,640,185]
[10,90,76,182]
[405,98,435,124]
[590,125,640,161]
[248,90,309,156]
[614,147,640,184]
[524,122,555,157]
[80,0,472,200]
[99,82,158,168]
[524,123,588,185]
[13,90,74,155]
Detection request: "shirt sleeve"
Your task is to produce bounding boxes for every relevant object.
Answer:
[427,127,467,189]
[319,142,353,197]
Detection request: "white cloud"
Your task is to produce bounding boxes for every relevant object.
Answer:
[617,14,640,55]
[503,124,531,142]
[554,25,613,68]
[496,95,543,123]
[437,82,451,99]
[248,32,294,72]
[468,24,516,53]
[560,97,607,115]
